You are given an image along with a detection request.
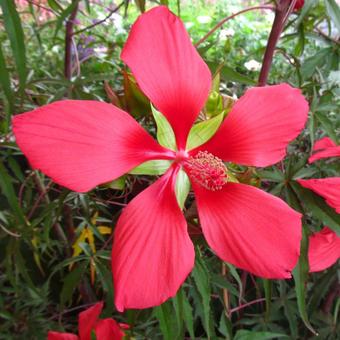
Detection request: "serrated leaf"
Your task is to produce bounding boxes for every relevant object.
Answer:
[154,301,178,340]
[186,112,224,150]
[129,159,172,175]
[151,104,177,150]
[0,0,27,92]
[325,0,340,31]
[173,288,195,339]
[175,169,190,209]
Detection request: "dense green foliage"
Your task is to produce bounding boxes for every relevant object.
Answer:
[0,0,339,339]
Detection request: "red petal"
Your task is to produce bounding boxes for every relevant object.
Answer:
[94,319,125,340]
[47,332,78,340]
[193,182,302,278]
[13,100,172,192]
[121,6,211,149]
[313,137,337,151]
[297,178,340,213]
[308,227,340,272]
[78,302,103,340]
[194,84,308,167]
[112,167,194,311]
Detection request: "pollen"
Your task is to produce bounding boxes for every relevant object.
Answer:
[186,151,227,191]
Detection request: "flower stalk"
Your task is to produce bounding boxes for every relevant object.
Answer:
[258,0,297,86]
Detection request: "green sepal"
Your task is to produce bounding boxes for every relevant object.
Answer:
[102,176,126,190]
[186,112,224,150]
[129,160,172,175]
[151,104,177,150]
[175,169,191,209]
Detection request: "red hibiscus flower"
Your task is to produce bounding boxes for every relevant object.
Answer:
[47,302,125,340]
[13,6,309,312]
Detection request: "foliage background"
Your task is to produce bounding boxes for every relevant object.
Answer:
[0,0,339,339]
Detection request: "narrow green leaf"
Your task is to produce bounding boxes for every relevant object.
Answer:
[60,261,88,306]
[220,65,256,85]
[263,279,272,321]
[0,161,26,226]
[0,0,27,92]
[293,226,318,335]
[175,169,190,209]
[129,159,172,175]
[186,113,224,150]
[191,249,211,337]
[151,104,177,150]
[234,330,289,340]
[47,0,63,12]
[325,0,340,31]
[0,43,14,118]
[174,288,195,339]
[154,301,178,340]
[208,62,256,85]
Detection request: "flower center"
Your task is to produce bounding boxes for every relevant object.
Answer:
[186,151,227,191]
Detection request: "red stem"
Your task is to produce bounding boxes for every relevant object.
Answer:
[258,0,296,86]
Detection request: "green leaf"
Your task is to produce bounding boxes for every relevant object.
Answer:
[0,161,27,226]
[191,249,212,337]
[186,112,224,150]
[175,169,190,209]
[129,160,172,175]
[293,226,318,335]
[263,279,272,321]
[325,0,340,31]
[151,104,177,150]
[208,62,256,85]
[60,261,88,306]
[0,0,27,92]
[234,330,289,340]
[173,288,195,339]
[291,182,340,235]
[47,0,63,12]
[0,43,14,119]
[300,48,331,79]
[154,301,178,340]
[314,111,338,142]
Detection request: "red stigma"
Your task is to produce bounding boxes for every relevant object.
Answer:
[187,151,227,191]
